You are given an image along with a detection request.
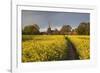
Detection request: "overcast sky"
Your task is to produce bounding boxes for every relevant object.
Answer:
[22,10,90,32]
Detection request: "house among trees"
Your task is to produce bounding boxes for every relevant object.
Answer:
[70,29,77,35]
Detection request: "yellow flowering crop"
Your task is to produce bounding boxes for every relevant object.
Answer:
[67,35,90,59]
[22,35,68,62]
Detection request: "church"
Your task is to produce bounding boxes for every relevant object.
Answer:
[47,24,59,35]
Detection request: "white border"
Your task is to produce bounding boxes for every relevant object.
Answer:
[11,1,97,73]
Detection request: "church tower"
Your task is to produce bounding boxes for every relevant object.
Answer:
[47,22,52,34]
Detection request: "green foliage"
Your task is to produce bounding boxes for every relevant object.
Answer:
[60,25,72,35]
[77,22,90,35]
[22,24,40,35]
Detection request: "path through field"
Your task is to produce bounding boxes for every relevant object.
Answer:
[65,37,79,60]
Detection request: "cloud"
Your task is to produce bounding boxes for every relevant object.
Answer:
[40,26,61,32]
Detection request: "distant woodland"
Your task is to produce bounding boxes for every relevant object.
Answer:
[22,22,90,35]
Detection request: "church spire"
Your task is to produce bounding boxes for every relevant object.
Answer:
[48,21,51,28]
[47,21,52,34]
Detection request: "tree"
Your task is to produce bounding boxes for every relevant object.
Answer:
[22,28,25,34]
[23,24,40,35]
[77,22,90,35]
[60,25,72,35]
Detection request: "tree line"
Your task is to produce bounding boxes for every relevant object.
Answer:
[22,22,90,35]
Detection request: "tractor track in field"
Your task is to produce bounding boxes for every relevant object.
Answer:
[65,37,80,60]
